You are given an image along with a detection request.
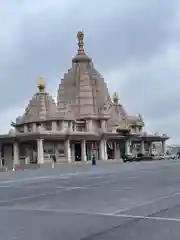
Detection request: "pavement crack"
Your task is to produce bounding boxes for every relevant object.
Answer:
[148,203,180,218]
[79,218,142,240]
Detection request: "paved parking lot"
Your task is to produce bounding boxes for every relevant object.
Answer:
[0,160,180,239]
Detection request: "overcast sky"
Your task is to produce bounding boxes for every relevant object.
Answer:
[0,0,179,144]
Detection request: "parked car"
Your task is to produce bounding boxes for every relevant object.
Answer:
[123,153,154,162]
[122,154,136,162]
[168,154,177,160]
[141,154,153,161]
[152,155,160,160]
[157,154,165,160]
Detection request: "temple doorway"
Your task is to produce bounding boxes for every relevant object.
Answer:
[107,148,115,159]
[107,141,115,159]
[3,145,13,168]
[74,143,81,161]
[118,140,126,158]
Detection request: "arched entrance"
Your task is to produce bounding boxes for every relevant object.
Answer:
[74,142,81,161]
[107,141,115,159]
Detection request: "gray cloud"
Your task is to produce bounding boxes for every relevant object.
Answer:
[0,0,180,143]
[119,44,180,119]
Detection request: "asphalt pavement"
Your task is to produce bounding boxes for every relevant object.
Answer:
[0,160,180,239]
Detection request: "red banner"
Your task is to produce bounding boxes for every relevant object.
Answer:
[92,142,97,150]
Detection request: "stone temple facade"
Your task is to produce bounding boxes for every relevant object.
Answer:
[0,31,169,169]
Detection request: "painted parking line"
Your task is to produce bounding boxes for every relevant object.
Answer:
[0,175,118,189]
[127,176,140,179]
[0,176,61,185]
[0,177,71,188]
[114,213,180,223]
[55,186,89,190]
[1,206,180,223]
[0,172,81,185]
[113,191,180,215]
[87,175,107,179]
[115,188,133,192]
[0,189,63,205]
[0,178,120,204]
[0,186,91,205]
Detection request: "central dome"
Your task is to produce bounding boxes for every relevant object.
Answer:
[57,31,112,118]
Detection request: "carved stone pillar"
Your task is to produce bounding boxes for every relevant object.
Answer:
[65,140,71,163]
[125,140,131,155]
[114,142,120,159]
[32,123,36,132]
[61,121,65,132]
[101,120,106,131]
[37,139,44,164]
[149,142,153,155]
[140,141,145,154]
[87,120,93,132]
[162,141,166,155]
[68,121,73,132]
[25,147,30,164]
[100,140,105,160]
[24,124,28,133]
[52,121,57,131]
[71,144,75,162]
[81,140,87,161]
[104,140,108,160]
[13,142,20,166]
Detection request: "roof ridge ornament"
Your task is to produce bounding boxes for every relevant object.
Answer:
[112,92,119,104]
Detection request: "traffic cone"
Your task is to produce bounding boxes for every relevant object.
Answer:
[12,167,18,171]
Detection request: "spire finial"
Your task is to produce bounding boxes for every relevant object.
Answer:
[77,31,84,53]
[72,31,91,62]
[37,76,45,91]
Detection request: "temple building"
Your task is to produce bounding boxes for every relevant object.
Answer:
[0,31,169,169]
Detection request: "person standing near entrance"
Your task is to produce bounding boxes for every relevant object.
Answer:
[51,153,56,168]
[92,152,96,165]
[32,150,37,164]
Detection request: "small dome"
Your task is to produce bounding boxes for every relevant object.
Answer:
[16,77,58,124]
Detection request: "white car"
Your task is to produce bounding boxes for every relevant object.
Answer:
[152,155,160,160]
[168,154,177,160]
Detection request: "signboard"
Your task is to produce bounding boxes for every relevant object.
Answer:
[92,142,97,150]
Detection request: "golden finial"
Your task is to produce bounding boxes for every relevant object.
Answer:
[37,76,45,91]
[77,31,84,42]
[112,92,119,104]
[77,31,84,52]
